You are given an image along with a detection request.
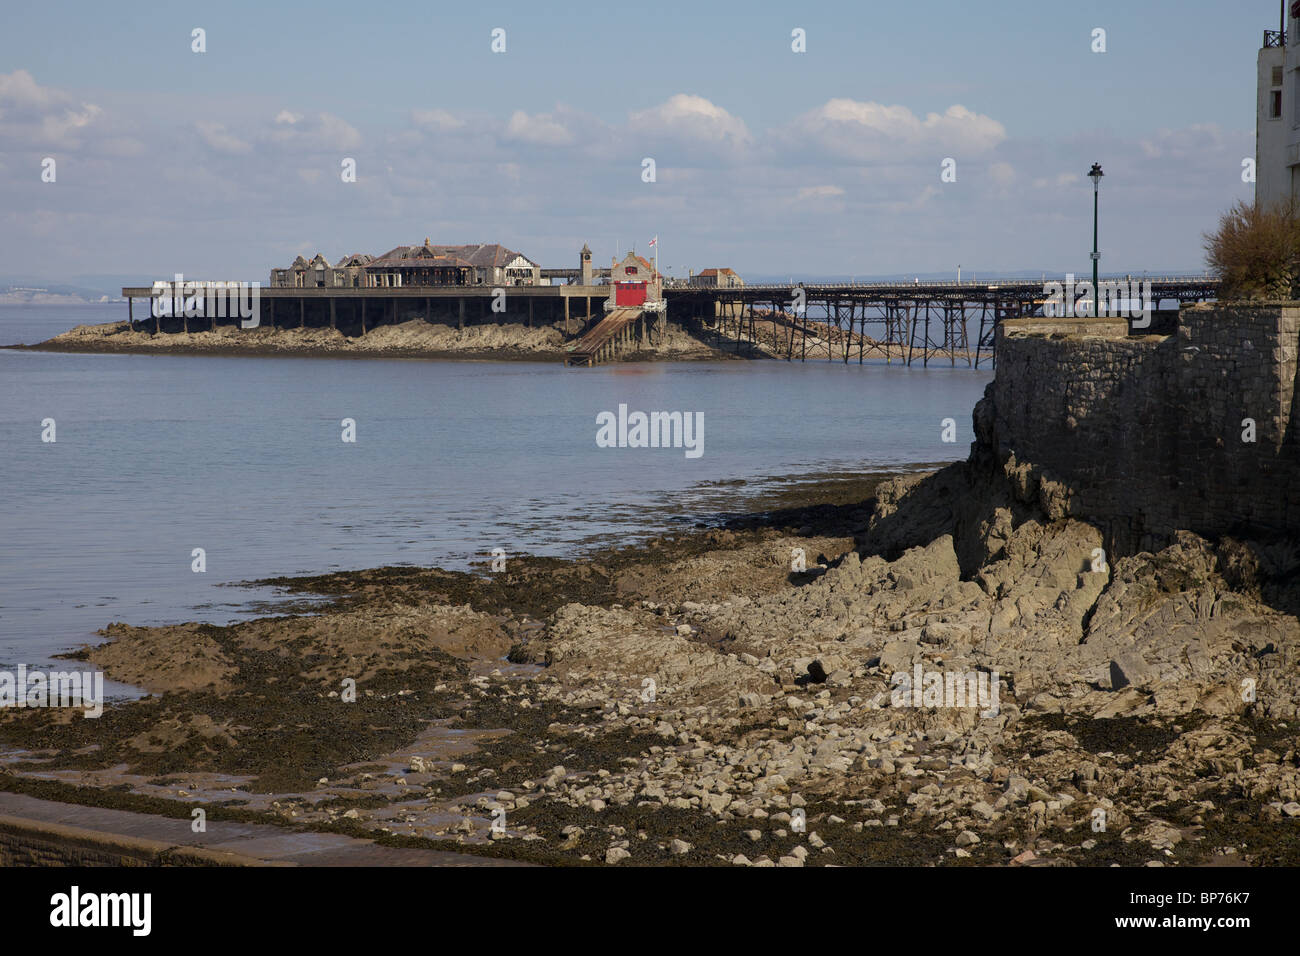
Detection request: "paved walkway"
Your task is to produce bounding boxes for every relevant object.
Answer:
[0,792,527,866]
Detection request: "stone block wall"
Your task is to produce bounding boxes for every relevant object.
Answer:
[980,304,1300,554]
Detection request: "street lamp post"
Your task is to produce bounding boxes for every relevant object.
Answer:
[1088,163,1104,317]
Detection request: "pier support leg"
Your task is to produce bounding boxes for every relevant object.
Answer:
[859,303,864,364]
[844,301,852,364]
[361,299,366,334]
[562,296,568,333]
[923,303,931,368]
[458,297,464,330]
[530,296,535,329]
[127,297,133,330]
[300,299,305,329]
[330,298,336,331]
[826,301,832,362]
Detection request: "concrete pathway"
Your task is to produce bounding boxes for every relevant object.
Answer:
[0,792,528,866]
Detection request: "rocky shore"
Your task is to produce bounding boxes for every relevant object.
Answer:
[13,318,725,362]
[2,431,1297,867]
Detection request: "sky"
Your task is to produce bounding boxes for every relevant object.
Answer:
[0,0,1280,283]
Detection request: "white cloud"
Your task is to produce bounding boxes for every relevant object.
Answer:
[266,111,360,151]
[1139,124,1229,160]
[884,184,940,213]
[628,94,751,150]
[1032,171,1080,189]
[0,69,61,110]
[0,69,102,149]
[782,99,1006,161]
[411,109,464,132]
[505,109,573,146]
[195,121,252,155]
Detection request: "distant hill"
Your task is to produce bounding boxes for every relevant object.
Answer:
[0,274,152,304]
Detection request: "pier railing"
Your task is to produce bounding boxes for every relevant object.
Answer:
[689,275,1218,293]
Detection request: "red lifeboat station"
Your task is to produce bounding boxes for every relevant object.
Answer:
[606,251,665,313]
[564,249,668,366]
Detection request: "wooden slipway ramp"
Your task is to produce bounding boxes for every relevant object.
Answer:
[564,308,641,367]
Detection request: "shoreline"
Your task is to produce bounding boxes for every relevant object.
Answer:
[2,452,1297,866]
[4,318,742,363]
[3,317,982,365]
[6,342,740,363]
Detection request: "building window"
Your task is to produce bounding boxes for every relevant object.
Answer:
[1274,89,1284,119]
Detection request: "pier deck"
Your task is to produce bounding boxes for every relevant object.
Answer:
[121,275,1219,368]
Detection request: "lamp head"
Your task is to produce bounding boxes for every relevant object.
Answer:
[1088,163,1104,189]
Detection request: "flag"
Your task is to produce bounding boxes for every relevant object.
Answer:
[648,236,657,248]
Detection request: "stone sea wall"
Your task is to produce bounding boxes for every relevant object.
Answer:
[978,303,1300,554]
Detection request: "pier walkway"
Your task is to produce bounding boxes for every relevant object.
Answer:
[667,275,1219,368]
[122,275,1219,369]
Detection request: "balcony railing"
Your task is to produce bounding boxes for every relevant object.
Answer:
[1265,29,1286,48]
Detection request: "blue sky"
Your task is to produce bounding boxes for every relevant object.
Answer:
[0,0,1280,280]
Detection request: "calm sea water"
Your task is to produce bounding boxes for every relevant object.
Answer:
[0,305,992,676]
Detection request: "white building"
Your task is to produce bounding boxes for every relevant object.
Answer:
[1258,3,1298,209]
